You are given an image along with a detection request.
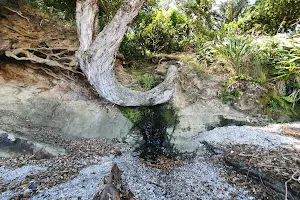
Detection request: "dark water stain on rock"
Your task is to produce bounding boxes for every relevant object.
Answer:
[205,115,248,131]
[131,104,180,163]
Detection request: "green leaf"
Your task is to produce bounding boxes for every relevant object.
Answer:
[281,96,294,103]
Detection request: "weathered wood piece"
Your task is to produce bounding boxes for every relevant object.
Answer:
[93,163,122,200]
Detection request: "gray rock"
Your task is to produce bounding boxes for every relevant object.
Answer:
[171,100,259,152]
[0,82,132,140]
[195,125,300,148]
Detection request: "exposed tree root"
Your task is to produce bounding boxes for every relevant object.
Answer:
[3,6,30,23]
[23,62,77,82]
[151,54,181,64]
[5,47,79,73]
[285,171,300,200]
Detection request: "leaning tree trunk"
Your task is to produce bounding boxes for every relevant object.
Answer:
[76,0,178,106]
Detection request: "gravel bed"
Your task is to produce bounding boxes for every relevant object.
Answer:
[0,165,46,185]
[0,165,47,199]
[31,157,113,200]
[1,152,254,200]
[115,153,254,200]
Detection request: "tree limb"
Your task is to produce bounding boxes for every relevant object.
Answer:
[76,0,178,106]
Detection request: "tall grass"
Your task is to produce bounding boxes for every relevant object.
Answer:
[198,35,269,82]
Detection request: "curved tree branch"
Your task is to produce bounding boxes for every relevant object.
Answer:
[76,0,178,106]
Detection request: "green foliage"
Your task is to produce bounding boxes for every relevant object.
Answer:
[199,35,269,82]
[269,36,300,108]
[217,75,256,104]
[119,107,142,124]
[139,73,154,91]
[98,0,121,29]
[260,86,300,119]
[181,0,219,49]
[1,0,23,8]
[268,94,296,115]
[183,0,215,31]
[27,0,76,21]
[26,0,120,27]
[271,39,300,81]
[119,102,178,130]
[120,8,191,59]
[119,31,143,59]
[218,0,248,24]
[269,96,285,112]
[240,0,300,34]
[217,89,240,104]
[281,96,295,103]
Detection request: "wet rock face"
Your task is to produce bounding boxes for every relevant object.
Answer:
[132,104,179,162]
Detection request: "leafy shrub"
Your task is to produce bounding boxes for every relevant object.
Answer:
[120,9,191,59]
[119,107,142,124]
[217,89,240,104]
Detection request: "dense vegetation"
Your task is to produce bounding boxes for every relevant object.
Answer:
[5,0,300,118]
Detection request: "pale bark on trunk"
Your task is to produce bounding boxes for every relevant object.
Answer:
[76,0,178,106]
